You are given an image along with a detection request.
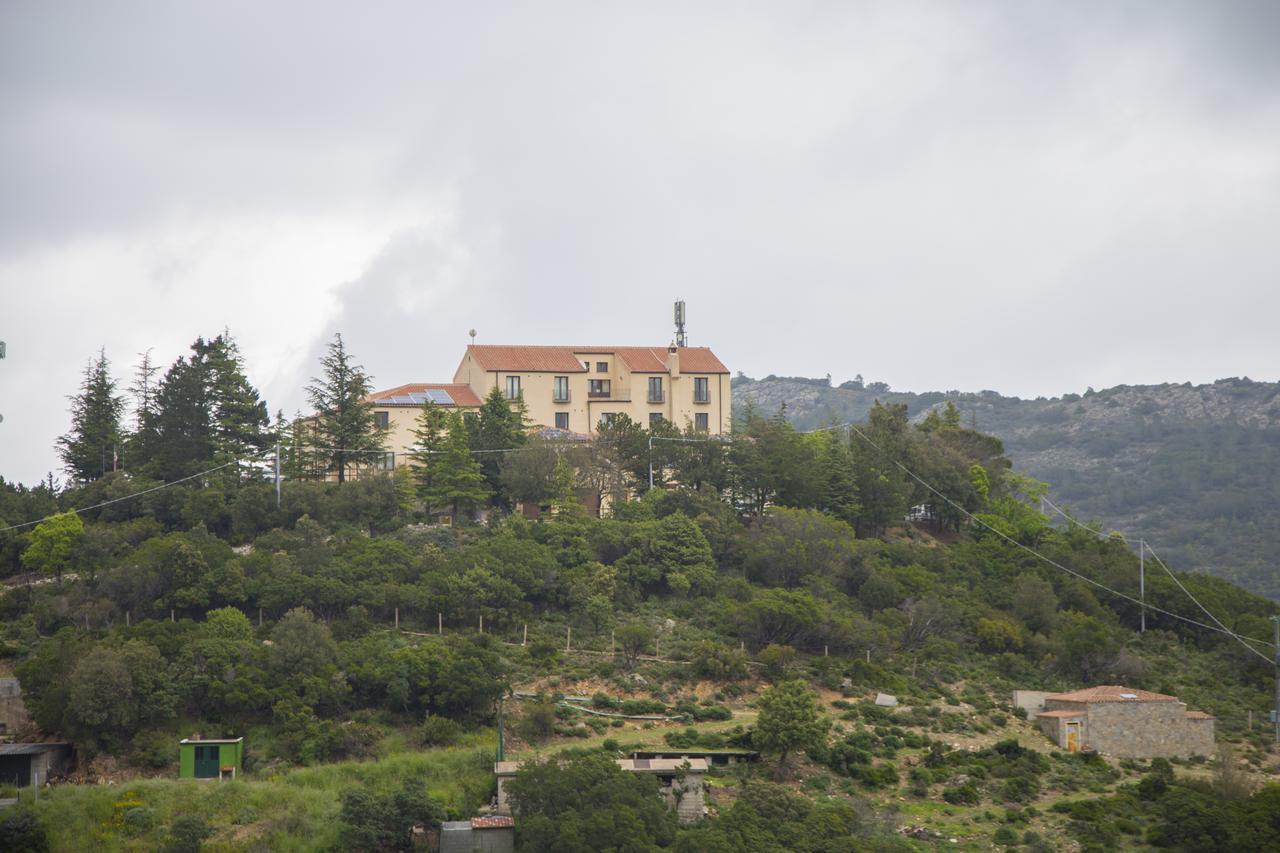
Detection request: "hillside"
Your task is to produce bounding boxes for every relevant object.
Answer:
[735,375,1280,599]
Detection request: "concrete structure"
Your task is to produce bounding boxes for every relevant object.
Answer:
[440,816,515,853]
[494,757,708,824]
[0,743,71,786]
[452,345,730,439]
[1011,690,1054,716]
[631,749,758,767]
[179,737,243,780]
[1032,686,1214,759]
[0,677,31,738]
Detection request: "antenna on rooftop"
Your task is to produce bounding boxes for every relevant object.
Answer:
[673,300,687,347]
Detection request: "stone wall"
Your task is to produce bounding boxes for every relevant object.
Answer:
[1063,701,1215,759]
[0,677,31,736]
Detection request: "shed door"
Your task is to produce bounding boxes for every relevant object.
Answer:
[1065,721,1081,752]
[195,745,220,778]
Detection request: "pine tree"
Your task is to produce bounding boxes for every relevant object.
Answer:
[57,349,125,483]
[817,429,860,524]
[205,334,271,472]
[471,385,528,500]
[306,333,385,483]
[409,399,450,497]
[423,412,490,519]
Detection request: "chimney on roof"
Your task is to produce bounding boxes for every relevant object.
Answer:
[667,344,680,377]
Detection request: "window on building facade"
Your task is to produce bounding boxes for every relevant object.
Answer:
[588,379,611,398]
[598,412,616,427]
[374,411,389,429]
[555,412,569,430]
[695,412,709,431]
[694,376,709,403]
[649,412,665,428]
[553,375,569,402]
[596,361,609,373]
[648,376,663,402]
[506,375,521,400]
[377,451,396,470]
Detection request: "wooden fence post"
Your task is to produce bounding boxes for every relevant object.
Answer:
[258,607,263,627]
[523,624,528,646]
[566,625,571,652]
[438,612,443,635]
[395,607,399,629]
[611,630,616,657]
[125,611,130,627]
[479,614,484,634]
[170,609,175,623]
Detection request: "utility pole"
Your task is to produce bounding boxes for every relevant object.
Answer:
[647,435,654,491]
[1139,540,1146,633]
[274,442,282,509]
[1273,615,1279,745]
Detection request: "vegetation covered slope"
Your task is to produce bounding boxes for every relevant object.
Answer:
[736,374,1280,598]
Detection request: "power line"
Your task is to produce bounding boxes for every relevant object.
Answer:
[842,422,1277,655]
[1039,494,1274,662]
[0,461,240,534]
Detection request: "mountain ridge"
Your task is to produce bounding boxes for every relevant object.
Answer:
[735,374,1280,599]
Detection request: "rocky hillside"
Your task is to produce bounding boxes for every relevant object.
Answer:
[735,375,1280,599]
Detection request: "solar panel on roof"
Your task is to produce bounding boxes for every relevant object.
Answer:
[391,395,414,405]
[426,389,454,405]
[407,392,429,405]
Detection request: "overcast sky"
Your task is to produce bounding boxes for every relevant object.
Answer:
[2,1,1278,485]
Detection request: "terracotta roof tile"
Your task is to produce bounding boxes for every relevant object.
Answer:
[1047,686,1180,704]
[1036,709,1085,718]
[471,816,514,829]
[366,383,482,407]
[1184,710,1215,720]
[466,345,728,374]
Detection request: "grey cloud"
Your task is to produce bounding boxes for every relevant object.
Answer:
[3,1,1280,483]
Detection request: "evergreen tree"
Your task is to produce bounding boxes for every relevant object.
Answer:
[57,349,125,483]
[470,385,528,501]
[205,334,271,471]
[409,399,450,497]
[306,333,385,483]
[139,334,270,481]
[123,348,160,471]
[423,412,490,518]
[816,428,859,524]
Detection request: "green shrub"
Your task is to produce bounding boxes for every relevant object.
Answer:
[164,814,213,853]
[122,806,156,836]
[943,783,980,805]
[419,715,464,747]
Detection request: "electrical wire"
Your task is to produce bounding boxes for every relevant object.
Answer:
[841,422,1277,657]
[0,460,240,533]
[1038,494,1274,661]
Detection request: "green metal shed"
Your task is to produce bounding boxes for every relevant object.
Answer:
[178,737,243,780]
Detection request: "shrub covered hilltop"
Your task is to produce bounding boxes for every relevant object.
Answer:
[1,339,1279,851]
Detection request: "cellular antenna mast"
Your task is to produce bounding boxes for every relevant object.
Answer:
[673,300,687,347]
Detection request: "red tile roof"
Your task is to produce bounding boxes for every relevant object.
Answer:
[366,383,483,407]
[1047,686,1180,704]
[1184,710,1215,720]
[1036,709,1085,718]
[465,345,728,374]
[471,816,514,829]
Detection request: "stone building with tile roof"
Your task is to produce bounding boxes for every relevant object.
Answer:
[1031,685,1214,758]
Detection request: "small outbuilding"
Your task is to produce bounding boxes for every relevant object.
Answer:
[1030,686,1214,759]
[0,743,72,786]
[179,737,243,780]
[440,816,515,853]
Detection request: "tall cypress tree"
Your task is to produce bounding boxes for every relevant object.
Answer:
[134,333,272,481]
[306,333,385,483]
[206,334,271,470]
[57,349,125,483]
[423,411,490,518]
[409,399,449,497]
[470,385,529,501]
